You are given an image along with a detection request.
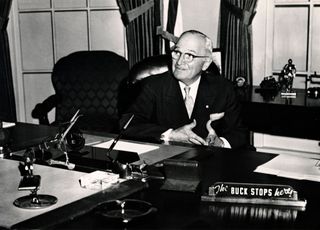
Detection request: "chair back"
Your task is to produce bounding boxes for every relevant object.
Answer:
[128,53,222,84]
[52,51,129,132]
[118,54,221,113]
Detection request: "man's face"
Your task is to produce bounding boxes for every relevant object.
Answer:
[171,33,209,85]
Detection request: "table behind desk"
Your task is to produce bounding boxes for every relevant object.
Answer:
[241,86,320,140]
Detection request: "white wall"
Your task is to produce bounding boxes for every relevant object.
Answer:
[180,0,220,47]
[252,0,268,86]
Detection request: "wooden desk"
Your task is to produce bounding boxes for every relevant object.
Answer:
[241,86,320,140]
[3,122,320,229]
[25,147,320,230]
[1,122,191,228]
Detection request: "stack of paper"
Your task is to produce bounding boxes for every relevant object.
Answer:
[255,154,320,182]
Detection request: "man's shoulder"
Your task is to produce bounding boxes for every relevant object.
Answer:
[142,71,171,85]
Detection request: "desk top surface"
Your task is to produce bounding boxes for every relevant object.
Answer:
[0,158,98,228]
[3,122,320,229]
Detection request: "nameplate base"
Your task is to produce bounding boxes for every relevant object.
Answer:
[201,182,306,209]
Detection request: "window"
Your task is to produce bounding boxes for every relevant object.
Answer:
[271,0,320,89]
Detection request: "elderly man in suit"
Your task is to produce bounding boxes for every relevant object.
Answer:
[120,30,247,149]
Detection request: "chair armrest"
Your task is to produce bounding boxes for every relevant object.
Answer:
[31,94,60,125]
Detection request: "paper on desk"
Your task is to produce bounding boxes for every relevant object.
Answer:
[79,170,122,190]
[2,122,15,128]
[255,154,320,182]
[93,140,159,155]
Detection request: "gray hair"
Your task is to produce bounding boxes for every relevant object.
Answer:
[179,30,213,55]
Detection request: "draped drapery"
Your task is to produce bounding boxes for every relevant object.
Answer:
[117,0,162,68]
[0,0,16,122]
[220,0,258,86]
[164,0,179,53]
[117,0,179,68]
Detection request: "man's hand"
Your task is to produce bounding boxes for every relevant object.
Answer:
[169,119,206,145]
[205,112,225,147]
[206,133,224,147]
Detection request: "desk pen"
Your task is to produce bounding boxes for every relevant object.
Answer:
[106,114,135,159]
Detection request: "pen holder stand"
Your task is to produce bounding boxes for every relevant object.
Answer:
[109,150,140,179]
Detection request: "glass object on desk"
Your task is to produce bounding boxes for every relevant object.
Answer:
[279,59,297,98]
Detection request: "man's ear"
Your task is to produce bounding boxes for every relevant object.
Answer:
[202,58,213,71]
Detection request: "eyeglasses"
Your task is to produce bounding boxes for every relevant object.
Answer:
[171,50,208,63]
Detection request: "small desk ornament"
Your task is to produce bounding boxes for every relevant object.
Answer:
[279,59,297,97]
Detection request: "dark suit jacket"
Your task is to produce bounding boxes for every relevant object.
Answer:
[121,71,248,149]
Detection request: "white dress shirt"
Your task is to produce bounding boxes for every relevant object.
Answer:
[178,77,201,104]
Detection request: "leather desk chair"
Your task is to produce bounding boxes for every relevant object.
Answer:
[128,54,221,83]
[32,51,129,133]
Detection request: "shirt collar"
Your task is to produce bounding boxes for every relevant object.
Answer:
[178,76,201,99]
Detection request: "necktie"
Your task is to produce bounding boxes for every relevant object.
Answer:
[184,86,194,118]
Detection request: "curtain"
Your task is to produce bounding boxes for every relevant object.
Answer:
[117,0,162,68]
[0,0,16,122]
[220,0,258,86]
[164,0,179,53]
[117,0,180,68]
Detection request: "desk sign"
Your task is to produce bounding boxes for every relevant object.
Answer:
[280,91,297,98]
[201,182,306,209]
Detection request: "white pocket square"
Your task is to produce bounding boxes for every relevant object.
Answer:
[209,112,225,121]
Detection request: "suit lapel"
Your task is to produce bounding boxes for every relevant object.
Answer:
[161,73,219,132]
[190,75,220,137]
[165,74,190,123]
[192,75,217,119]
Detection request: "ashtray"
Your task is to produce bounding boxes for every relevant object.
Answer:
[95,199,157,223]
